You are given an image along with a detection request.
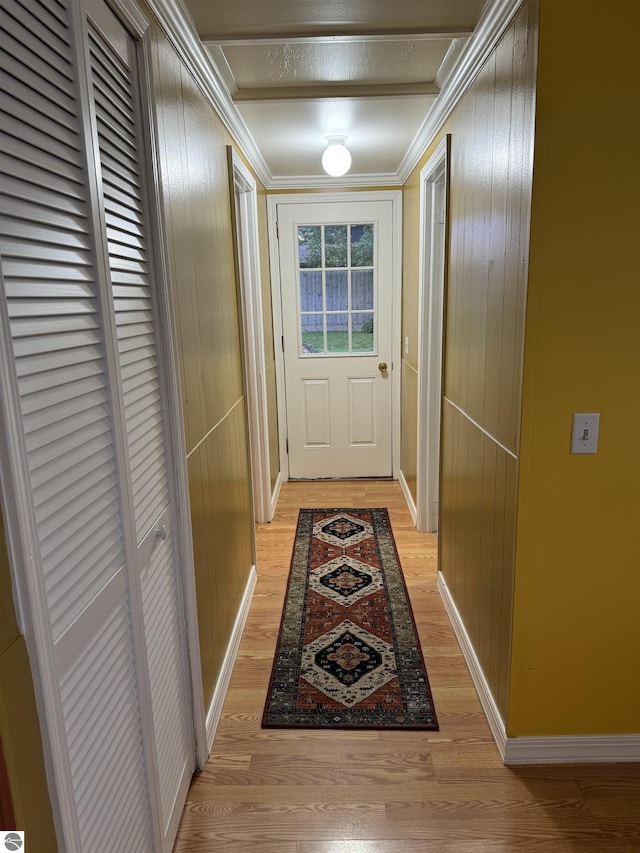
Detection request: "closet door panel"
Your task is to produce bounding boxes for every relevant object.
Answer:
[86,0,194,841]
[0,0,156,849]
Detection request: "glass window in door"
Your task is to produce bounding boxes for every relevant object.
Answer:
[297,223,375,355]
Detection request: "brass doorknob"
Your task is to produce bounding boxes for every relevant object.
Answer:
[378,361,388,372]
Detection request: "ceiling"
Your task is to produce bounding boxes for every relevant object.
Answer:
[180,0,488,186]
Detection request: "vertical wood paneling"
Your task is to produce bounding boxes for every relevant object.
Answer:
[400,361,417,501]
[151,34,203,450]
[266,362,279,491]
[203,429,227,680]
[149,14,255,713]
[501,6,536,452]
[187,448,214,697]
[404,2,537,722]
[483,30,512,440]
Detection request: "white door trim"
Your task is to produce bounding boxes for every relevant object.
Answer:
[230,149,274,522]
[267,190,402,480]
[416,136,450,532]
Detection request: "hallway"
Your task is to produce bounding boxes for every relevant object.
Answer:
[173,481,640,851]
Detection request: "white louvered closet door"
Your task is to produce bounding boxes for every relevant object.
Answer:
[0,0,194,849]
[84,0,194,844]
[0,0,157,849]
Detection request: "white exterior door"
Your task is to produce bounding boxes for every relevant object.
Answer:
[277,199,396,479]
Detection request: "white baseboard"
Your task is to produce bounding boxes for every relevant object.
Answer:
[436,570,509,759]
[437,571,640,764]
[398,469,417,526]
[270,470,283,520]
[503,734,640,764]
[205,564,257,751]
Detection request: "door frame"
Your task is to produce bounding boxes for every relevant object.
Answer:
[267,190,403,481]
[416,136,450,532]
[229,149,277,522]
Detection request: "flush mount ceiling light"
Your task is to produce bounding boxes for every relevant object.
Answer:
[321,136,352,177]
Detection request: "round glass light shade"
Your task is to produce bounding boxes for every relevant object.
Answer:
[322,140,352,177]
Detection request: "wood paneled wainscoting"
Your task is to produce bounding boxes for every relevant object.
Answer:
[174,481,640,852]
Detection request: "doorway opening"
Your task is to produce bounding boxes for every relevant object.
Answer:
[267,191,402,481]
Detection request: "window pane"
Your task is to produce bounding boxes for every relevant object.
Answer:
[326,270,348,311]
[324,225,348,267]
[326,313,349,352]
[301,313,323,353]
[352,312,374,352]
[351,224,374,267]
[352,270,373,309]
[300,271,323,311]
[298,225,321,268]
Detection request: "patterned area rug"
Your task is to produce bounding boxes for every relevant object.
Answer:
[262,508,438,729]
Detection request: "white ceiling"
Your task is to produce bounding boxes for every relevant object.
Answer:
[180,0,488,186]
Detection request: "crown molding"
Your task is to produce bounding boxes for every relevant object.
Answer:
[267,171,403,191]
[146,0,523,190]
[145,0,272,187]
[397,0,525,182]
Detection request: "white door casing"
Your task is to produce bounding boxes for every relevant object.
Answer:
[270,193,402,480]
[416,135,449,533]
[229,148,280,522]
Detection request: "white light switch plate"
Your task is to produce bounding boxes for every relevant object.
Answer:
[571,413,600,454]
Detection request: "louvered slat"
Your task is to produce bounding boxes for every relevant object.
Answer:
[87,7,193,842]
[142,528,193,821]
[0,0,126,645]
[89,20,168,545]
[61,598,152,853]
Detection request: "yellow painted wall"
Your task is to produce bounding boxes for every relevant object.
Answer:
[149,17,255,705]
[509,0,640,736]
[0,513,57,850]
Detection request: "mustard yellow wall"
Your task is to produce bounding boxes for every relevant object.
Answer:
[0,512,57,850]
[150,19,255,704]
[509,0,640,736]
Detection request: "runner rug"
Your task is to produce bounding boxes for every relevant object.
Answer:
[262,508,438,729]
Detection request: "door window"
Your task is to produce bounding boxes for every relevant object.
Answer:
[297,223,375,355]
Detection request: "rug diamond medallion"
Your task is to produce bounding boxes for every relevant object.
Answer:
[262,508,439,729]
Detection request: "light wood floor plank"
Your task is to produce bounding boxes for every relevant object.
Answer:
[174,481,640,851]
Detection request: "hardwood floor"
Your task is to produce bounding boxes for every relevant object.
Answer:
[174,481,640,852]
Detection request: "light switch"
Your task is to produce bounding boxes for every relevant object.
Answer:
[404,336,409,355]
[571,413,600,454]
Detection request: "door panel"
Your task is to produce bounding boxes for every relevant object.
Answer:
[348,377,377,445]
[86,0,194,844]
[302,379,331,446]
[278,200,394,478]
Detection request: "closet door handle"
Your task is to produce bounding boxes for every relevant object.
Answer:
[155,525,168,541]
